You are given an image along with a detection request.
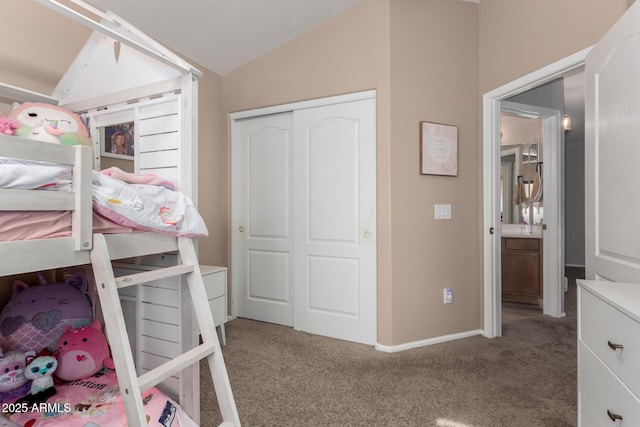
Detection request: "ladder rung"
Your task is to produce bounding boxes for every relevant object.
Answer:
[115,264,194,289]
[137,341,216,391]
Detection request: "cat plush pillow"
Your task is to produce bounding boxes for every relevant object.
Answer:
[54,320,114,382]
[0,272,92,353]
[8,102,91,147]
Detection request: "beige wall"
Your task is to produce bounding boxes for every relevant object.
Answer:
[221,0,629,346]
[389,0,480,344]
[0,2,89,98]
[479,0,628,94]
[2,0,634,348]
[221,0,394,343]
[197,69,228,267]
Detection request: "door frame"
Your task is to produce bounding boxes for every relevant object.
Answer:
[482,48,590,338]
[501,100,563,317]
[229,90,377,321]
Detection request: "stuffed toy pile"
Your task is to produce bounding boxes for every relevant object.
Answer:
[0,273,115,405]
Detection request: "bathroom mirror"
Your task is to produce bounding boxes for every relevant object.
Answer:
[500,114,543,225]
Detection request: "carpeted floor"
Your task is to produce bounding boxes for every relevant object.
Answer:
[199,270,581,427]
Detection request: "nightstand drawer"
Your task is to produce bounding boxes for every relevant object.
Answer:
[580,288,640,396]
[201,266,226,299]
[209,296,226,326]
[579,342,640,425]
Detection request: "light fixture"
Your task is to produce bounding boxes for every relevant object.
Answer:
[563,114,572,132]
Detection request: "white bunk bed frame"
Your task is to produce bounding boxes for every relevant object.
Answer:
[0,137,239,427]
[0,1,240,426]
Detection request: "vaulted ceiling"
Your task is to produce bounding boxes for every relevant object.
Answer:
[84,0,362,76]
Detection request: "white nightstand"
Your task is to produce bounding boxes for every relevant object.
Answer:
[200,265,228,345]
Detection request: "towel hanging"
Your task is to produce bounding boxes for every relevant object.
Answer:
[513,175,525,205]
[531,163,543,201]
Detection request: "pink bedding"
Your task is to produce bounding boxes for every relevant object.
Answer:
[0,211,135,242]
[0,164,208,241]
[6,371,196,426]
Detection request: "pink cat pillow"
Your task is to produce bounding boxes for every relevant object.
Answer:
[54,320,114,381]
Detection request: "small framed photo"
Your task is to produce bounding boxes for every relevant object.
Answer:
[420,121,458,176]
[101,122,135,159]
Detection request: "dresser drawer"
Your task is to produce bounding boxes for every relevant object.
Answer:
[580,287,640,396]
[579,342,640,425]
[579,394,603,427]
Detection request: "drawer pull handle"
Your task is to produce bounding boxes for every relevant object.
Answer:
[607,341,624,350]
[607,409,623,421]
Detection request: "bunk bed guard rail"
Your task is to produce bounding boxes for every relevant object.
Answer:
[0,136,93,251]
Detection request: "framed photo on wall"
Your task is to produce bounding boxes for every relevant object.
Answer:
[420,121,458,176]
[101,121,135,159]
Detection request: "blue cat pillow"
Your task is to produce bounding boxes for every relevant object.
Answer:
[0,272,92,353]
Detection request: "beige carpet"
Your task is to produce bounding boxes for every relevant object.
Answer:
[200,274,579,426]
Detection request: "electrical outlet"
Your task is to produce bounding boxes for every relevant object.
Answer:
[443,288,453,304]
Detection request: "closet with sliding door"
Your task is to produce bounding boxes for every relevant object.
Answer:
[231,91,377,345]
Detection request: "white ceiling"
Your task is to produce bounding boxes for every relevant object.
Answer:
[84,0,362,76]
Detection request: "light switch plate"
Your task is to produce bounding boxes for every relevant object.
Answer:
[435,204,452,220]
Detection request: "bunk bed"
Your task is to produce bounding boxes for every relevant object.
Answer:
[0,1,240,426]
[0,135,238,426]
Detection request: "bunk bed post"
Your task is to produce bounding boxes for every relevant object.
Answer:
[179,72,198,204]
[178,68,201,420]
[72,145,93,251]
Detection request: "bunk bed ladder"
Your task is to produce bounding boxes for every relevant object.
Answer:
[90,233,240,427]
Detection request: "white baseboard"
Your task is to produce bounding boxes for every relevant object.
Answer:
[375,329,484,353]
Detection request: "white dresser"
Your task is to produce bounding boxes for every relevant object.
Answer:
[578,280,640,425]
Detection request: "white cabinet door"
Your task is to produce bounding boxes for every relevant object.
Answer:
[235,112,295,326]
[293,98,377,345]
[586,0,640,282]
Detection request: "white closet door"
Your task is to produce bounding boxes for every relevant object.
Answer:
[293,98,377,345]
[235,112,294,326]
[585,0,640,282]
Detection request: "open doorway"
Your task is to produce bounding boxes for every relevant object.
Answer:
[482,48,588,338]
[499,108,545,323]
[499,99,563,327]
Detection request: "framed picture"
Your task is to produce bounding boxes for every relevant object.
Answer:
[101,122,135,159]
[420,121,458,176]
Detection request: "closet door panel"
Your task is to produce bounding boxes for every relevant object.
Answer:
[294,98,377,345]
[308,119,358,243]
[235,112,294,326]
[248,129,290,238]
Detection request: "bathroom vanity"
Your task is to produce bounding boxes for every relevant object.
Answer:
[501,225,543,305]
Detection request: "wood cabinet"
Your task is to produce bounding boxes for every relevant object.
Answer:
[501,237,542,305]
[578,280,640,425]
